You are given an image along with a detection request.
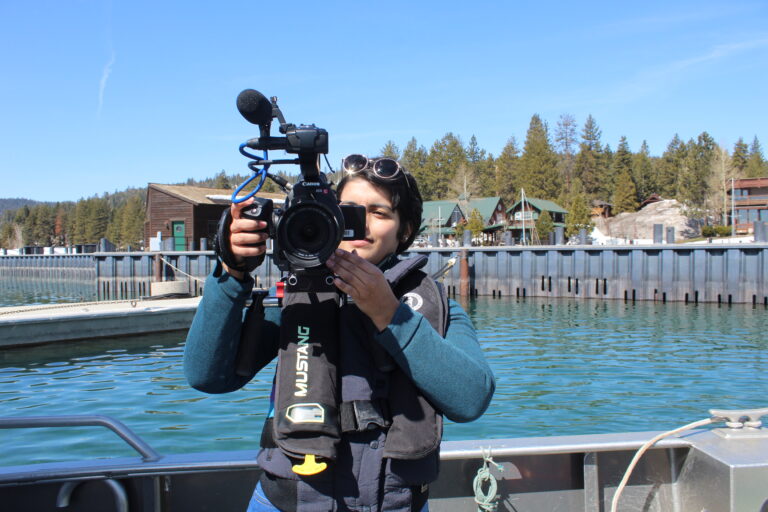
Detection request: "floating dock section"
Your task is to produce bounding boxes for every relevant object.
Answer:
[0,297,200,348]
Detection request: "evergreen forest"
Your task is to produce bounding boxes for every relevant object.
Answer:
[1,113,766,250]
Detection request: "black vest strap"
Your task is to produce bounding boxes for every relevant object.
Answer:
[273,286,341,463]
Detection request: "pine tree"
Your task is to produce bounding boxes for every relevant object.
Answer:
[611,137,634,202]
[632,141,655,202]
[518,114,560,200]
[732,138,749,175]
[564,178,594,238]
[22,207,38,245]
[657,135,686,198]
[555,113,578,187]
[85,197,110,243]
[466,208,485,242]
[466,135,496,197]
[0,222,16,248]
[746,136,767,178]
[495,137,520,204]
[14,205,30,225]
[419,133,467,200]
[600,144,614,200]
[22,204,55,246]
[380,140,400,160]
[574,115,604,198]
[212,170,231,189]
[401,137,428,183]
[613,170,638,213]
[535,210,554,239]
[121,195,146,248]
[680,132,716,207]
[107,203,124,246]
[71,200,87,244]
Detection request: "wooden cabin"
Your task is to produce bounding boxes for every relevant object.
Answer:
[591,200,613,218]
[144,184,283,251]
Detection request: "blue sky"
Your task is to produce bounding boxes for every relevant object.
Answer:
[1,1,766,202]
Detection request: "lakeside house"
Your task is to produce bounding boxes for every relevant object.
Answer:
[506,197,568,244]
[419,200,463,244]
[463,196,507,244]
[728,177,768,234]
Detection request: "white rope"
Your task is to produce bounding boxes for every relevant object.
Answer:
[610,417,716,512]
[473,447,504,512]
[0,298,142,316]
[159,257,206,284]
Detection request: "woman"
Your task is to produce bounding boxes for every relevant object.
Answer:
[184,155,495,512]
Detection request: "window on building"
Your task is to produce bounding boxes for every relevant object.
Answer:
[738,209,748,223]
[760,210,768,221]
[748,209,759,222]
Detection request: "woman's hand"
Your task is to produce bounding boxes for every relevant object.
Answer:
[326,249,400,332]
[224,198,270,280]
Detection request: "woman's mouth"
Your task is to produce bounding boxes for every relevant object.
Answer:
[348,239,373,248]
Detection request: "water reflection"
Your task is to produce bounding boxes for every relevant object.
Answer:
[0,276,96,306]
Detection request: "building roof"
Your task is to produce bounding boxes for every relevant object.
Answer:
[421,201,460,226]
[465,196,503,223]
[507,197,568,214]
[148,183,284,205]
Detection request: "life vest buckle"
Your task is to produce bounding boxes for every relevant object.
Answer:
[292,454,327,475]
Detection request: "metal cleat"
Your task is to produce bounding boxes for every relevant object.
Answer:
[710,407,768,439]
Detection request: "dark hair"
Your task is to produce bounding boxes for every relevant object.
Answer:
[337,161,423,254]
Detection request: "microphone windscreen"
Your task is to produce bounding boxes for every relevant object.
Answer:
[237,89,272,125]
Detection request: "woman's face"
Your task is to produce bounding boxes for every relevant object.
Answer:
[337,178,405,265]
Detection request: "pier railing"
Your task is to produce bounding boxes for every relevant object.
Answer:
[1,244,767,304]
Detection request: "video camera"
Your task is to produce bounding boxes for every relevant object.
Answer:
[234,89,366,275]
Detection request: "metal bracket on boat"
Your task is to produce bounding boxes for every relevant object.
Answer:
[57,479,128,512]
[710,407,768,439]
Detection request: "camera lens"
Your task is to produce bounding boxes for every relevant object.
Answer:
[289,211,328,253]
[279,203,339,267]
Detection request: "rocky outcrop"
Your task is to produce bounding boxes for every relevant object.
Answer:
[594,200,701,240]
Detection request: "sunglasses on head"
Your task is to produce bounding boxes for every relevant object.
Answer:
[341,154,404,180]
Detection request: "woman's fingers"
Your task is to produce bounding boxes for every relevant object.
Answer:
[229,198,270,259]
[326,249,400,331]
[327,251,375,290]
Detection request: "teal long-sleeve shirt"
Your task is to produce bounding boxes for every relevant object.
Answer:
[183,263,495,423]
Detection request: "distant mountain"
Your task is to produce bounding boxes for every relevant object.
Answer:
[0,198,47,217]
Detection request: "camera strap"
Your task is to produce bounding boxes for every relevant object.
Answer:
[273,277,341,475]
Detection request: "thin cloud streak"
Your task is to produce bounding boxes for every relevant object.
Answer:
[97,51,116,117]
[597,3,761,36]
[586,36,768,107]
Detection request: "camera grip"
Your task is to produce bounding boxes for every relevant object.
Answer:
[214,208,264,273]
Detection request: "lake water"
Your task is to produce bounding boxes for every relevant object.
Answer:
[2,280,768,467]
[0,276,97,307]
